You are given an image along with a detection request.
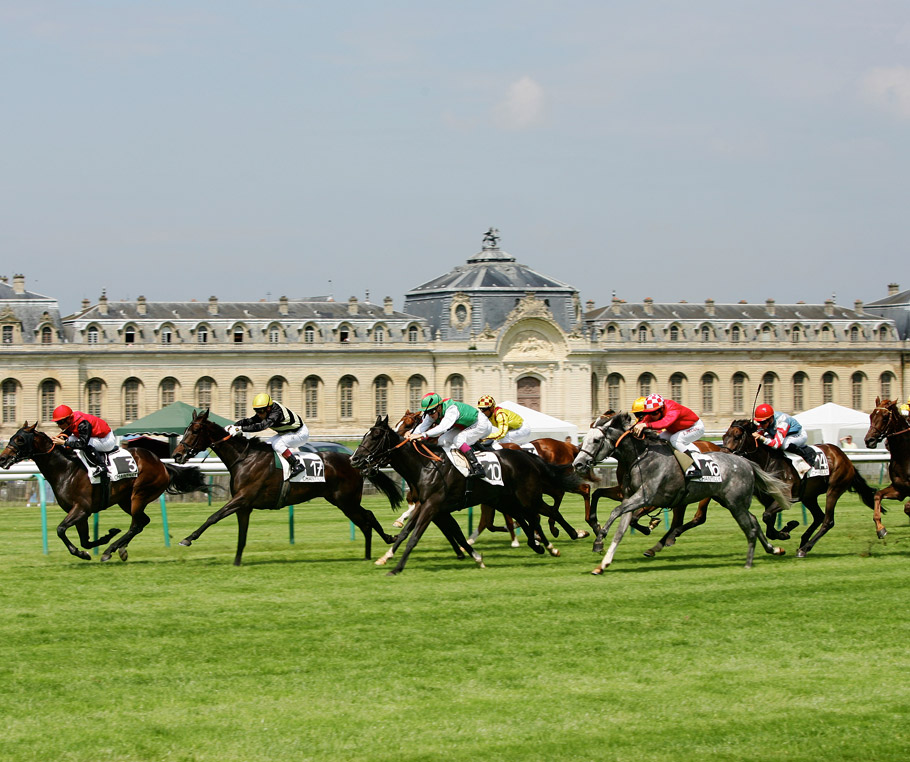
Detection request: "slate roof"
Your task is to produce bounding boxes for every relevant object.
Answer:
[585,302,885,323]
[0,278,64,342]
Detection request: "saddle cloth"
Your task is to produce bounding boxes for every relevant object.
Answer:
[445,449,505,486]
[76,448,138,484]
[277,451,327,483]
[674,448,723,483]
[787,446,830,479]
[490,441,537,455]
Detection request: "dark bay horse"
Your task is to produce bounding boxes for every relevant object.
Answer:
[0,422,209,561]
[172,409,402,565]
[351,416,586,575]
[574,412,790,574]
[864,397,910,538]
[723,419,876,555]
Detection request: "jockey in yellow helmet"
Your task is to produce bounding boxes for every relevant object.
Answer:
[227,393,309,477]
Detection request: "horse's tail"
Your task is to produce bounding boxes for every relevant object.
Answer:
[850,470,878,510]
[541,460,586,493]
[164,463,211,495]
[366,468,403,508]
[749,462,793,508]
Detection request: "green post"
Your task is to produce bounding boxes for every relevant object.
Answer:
[467,505,473,535]
[93,513,99,555]
[208,475,214,505]
[159,494,170,547]
[350,520,355,541]
[664,507,670,528]
[37,474,48,555]
[289,505,295,544]
[801,503,808,524]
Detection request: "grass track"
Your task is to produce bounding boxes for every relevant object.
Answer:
[1,492,908,761]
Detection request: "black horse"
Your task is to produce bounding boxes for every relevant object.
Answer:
[0,422,209,561]
[172,409,402,565]
[723,419,876,556]
[351,416,586,575]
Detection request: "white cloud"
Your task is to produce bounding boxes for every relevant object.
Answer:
[493,76,545,130]
[862,66,910,119]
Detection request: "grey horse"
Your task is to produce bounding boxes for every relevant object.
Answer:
[573,412,791,574]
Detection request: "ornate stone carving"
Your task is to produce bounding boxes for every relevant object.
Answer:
[449,292,472,331]
[503,293,556,325]
[504,330,555,360]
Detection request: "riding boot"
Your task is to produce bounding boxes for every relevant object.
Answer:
[685,459,703,480]
[285,453,306,477]
[476,439,495,452]
[788,443,817,468]
[86,446,107,478]
[463,447,486,478]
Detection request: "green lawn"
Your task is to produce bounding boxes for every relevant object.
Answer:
[1,491,908,762]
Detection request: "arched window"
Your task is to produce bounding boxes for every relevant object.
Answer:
[669,373,685,403]
[196,325,209,344]
[880,371,895,400]
[732,373,747,413]
[41,326,53,344]
[606,373,623,412]
[269,325,281,344]
[408,375,426,410]
[638,373,655,398]
[447,374,465,402]
[40,379,58,421]
[606,325,618,341]
[822,372,836,404]
[730,325,741,343]
[304,376,320,419]
[408,325,419,343]
[638,325,648,343]
[852,372,865,410]
[669,325,679,342]
[879,325,890,341]
[233,326,245,344]
[87,326,100,345]
[760,325,772,343]
[850,325,860,342]
[124,325,136,344]
[373,326,385,344]
[160,378,178,407]
[196,377,215,410]
[793,372,807,411]
[701,374,715,413]
[339,376,356,419]
[304,325,316,344]
[232,377,250,419]
[762,372,777,408]
[374,376,389,417]
[268,376,286,404]
[701,325,711,342]
[86,379,103,416]
[791,325,801,343]
[821,325,832,342]
[1,379,18,423]
[160,325,174,345]
[123,378,141,422]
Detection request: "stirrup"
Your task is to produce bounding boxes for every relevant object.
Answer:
[288,460,305,477]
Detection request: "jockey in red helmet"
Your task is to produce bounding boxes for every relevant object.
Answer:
[753,403,817,467]
[51,404,117,478]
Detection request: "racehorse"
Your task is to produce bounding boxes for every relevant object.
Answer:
[0,422,209,562]
[864,397,910,538]
[574,412,791,574]
[351,416,586,575]
[723,419,876,556]
[172,409,402,565]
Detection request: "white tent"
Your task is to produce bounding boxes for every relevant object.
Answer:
[794,402,870,445]
[498,401,579,443]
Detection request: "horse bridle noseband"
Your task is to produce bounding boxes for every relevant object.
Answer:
[2,430,54,465]
[869,405,910,443]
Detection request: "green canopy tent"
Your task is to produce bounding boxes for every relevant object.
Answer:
[113,401,234,455]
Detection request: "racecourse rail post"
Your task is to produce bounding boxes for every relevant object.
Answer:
[93,513,99,555]
[289,505,295,544]
[159,495,170,547]
[37,474,48,555]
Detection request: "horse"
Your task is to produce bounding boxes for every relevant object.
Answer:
[723,418,876,555]
[172,409,402,565]
[351,416,587,575]
[864,397,910,538]
[573,412,791,574]
[0,422,209,562]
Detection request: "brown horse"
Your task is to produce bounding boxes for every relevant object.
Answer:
[0,422,209,561]
[172,409,402,564]
[724,418,876,555]
[864,397,910,538]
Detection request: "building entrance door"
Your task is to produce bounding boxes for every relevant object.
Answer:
[517,376,541,411]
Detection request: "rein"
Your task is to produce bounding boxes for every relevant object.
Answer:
[872,406,910,440]
[392,438,443,462]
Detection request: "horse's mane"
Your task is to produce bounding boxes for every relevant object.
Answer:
[730,418,753,430]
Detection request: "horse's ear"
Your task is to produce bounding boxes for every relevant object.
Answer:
[875,396,881,406]
[201,408,210,419]
[22,420,30,429]
[192,409,199,420]
[382,415,389,425]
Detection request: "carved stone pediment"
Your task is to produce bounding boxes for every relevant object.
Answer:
[504,330,555,361]
[503,293,555,325]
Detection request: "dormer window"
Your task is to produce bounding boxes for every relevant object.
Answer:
[304,325,315,344]
[41,326,53,344]
[730,325,741,343]
[269,326,280,344]
[669,325,679,342]
[850,326,860,342]
[339,328,350,343]
[161,327,173,344]
[701,326,711,342]
[87,326,99,345]
[233,327,244,343]
[408,326,418,343]
[1,326,12,344]
[124,327,136,344]
[197,325,208,344]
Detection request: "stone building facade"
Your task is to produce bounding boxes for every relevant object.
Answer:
[1,235,907,441]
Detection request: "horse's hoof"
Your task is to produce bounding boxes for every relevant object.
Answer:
[466,537,475,546]
[531,543,545,555]
[575,530,590,539]
[77,551,92,561]
[511,539,520,548]
[590,566,604,576]
[642,548,656,558]
[109,528,122,538]
[100,554,111,562]
[774,547,786,556]
[392,520,404,528]
[783,520,800,534]
[551,527,560,538]
[592,544,604,555]
[385,570,399,577]
[178,539,192,547]
[548,546,561,557]
[796,549,807,558]
[877,528,888,540]
[118,547,128,562]
[478,562,486,569]
[777,532,791,541]
[648,518,660,530]
[375,556,388,566]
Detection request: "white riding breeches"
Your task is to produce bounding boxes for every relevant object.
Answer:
[438,416,493,450]
[89,432,118,453]
[497,421,532,445]
[781,430,808,450]
[268,424,309,453]
[659,420,705,453]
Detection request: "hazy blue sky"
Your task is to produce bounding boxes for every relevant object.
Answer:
[3,1,909,315]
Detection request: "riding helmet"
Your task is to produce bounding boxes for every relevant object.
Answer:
[252,393,272,409]
[643,394,664,413]
[477,395,495,409]
[420,392,442,411]
[754,403,775,422]
[631,397,647,414]
[52,404,74,422]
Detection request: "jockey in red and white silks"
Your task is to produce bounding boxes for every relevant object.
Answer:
[632,394,705,453]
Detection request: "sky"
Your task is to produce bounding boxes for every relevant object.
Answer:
[2,1,909,316]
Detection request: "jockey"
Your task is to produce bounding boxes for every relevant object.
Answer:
[227,393,308,477]
[405,392,493,477]
[477,395,531,447]
[51,404,117,478]
[631,393,706,478]
[752,403,817,468]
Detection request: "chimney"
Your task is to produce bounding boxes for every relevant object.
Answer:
[765,298,775,316]
[610,297,622,316]
[12,274,25,295]
[208,296,218,315]
[643,297,654,316]
[888,283,899,296]
[279,296,289,316]
[81,298,91,311]
[137,295,147,315]
[854,299,864,315]
[585,299,595,312]
[824,298,834,317]
[98,290,109,316]
[705,298,715,316]
[0,276,7,285]
[383,296,394,315]
[348,296,358,315]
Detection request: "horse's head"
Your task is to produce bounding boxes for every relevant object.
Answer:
[574,411,632,471]
[0,422,48,469]
[393,409,422,436]
[173,408,223,464]
[865,397,903,449]
[351,416,400,473]
[722,419,757,454]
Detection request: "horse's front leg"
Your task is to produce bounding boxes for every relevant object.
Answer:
[56,506,94,561]
[873,485,901,539]
[73,515,121,549]
[591,511,634,575]
[179,494,250,546]
[386,503,439,576]
[435,512,484,567]
[591,494,649,574]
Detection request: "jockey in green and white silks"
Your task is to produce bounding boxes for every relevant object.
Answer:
[405,392,493,477]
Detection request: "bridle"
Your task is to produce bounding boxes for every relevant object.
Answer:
[178,422,245,468]
[355,424,442,474]
[868,404,910,445]
[1,429,54,466]
[723,424,757,455]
